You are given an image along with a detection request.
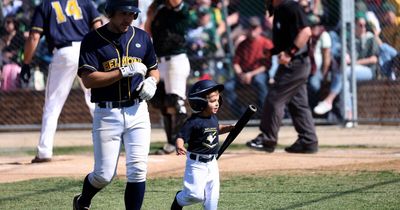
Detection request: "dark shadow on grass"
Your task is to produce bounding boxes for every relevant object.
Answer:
[0,179,79,202]
[273,178,400,210]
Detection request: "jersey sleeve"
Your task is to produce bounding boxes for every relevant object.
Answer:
[78,33,99,76]
[85,0,102,25]
[143,33,158,70]
[291,3,310,30]
[30,5,45,33]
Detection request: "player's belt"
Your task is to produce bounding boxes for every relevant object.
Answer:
[55,42,72,49]
[96,99,141,108]
[158,56,172,62]
[189,153,216,163]
[292,52,308,60]
[158,53,186,63]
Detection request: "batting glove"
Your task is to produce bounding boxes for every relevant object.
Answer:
[20,64,31,84]
[136,76,157,100]
[119,62,147,78]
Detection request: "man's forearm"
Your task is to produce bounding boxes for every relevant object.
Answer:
[23,31,41,64]
[293,26,312,50]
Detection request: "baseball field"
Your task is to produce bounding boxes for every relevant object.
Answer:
[1,125,399,209]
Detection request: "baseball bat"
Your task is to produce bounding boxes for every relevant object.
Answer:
[217,104,257,160]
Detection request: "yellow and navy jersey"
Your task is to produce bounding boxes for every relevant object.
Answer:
[78,25,158,102]
[30,0,101,50]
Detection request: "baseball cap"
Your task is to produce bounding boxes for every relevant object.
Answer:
[248,17,261,28]
[196,6,209,17]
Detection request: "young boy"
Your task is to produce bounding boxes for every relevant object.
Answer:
[171,79,234,210]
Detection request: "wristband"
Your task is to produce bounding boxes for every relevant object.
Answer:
[286,45,299,57]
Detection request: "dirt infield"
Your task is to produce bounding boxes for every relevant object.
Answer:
[0,125,399,183]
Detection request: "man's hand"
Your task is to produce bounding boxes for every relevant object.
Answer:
[136,76,157,100]
[239,72,253,85]
[119,62,147,78]
[20,64,31,84]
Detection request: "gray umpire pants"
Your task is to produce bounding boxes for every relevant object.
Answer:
[260,56,318,145]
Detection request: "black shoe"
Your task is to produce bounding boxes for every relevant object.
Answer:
[246,134,275,153]
[284,141,318,154]
[171,191,182,210]
[31,156,51,163]
[73,194,90,210]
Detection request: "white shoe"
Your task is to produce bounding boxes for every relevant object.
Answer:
[313,101,333,115]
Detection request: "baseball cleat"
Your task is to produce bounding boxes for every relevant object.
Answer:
[31,156,51,163]
[73,194,90,210]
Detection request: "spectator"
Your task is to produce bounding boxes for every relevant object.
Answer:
[189,0,226,43]
[307,17,332,109]
[380,3,400,51]
[2,0,23,17]
[314,16,379,117]
[188,0,227,79]
[0,15,25,64]
[372,23,399,80]
[0,14,24,92]
[187,6,220,77]
[0,50,20,91]
[224,17,273,116]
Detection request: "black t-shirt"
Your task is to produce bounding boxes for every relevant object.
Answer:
[272,0,310,54]
[150,2,190,57]
[177,114,220,154]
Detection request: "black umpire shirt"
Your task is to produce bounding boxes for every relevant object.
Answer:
[271,0,310,55]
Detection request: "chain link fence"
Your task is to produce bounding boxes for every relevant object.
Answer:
[0,0,399,130]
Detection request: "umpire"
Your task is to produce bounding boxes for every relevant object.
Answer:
[247,0,318,153]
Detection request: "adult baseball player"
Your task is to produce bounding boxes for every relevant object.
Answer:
[171,80,234,210]
[20,0,102,163]
[73,0,159,209]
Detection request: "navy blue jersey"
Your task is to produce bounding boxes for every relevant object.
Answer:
[78,25,158,102]
[177,114,220,154]
[30,0,101,50]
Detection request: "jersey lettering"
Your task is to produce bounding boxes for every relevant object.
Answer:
[51,0,83,24]
[102,56,142,71]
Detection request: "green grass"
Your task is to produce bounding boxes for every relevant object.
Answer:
[0,143,393,157]
[1,171,399,209]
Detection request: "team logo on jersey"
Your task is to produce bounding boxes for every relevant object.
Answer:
[135,43,141,48]
[202,128,218,149]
